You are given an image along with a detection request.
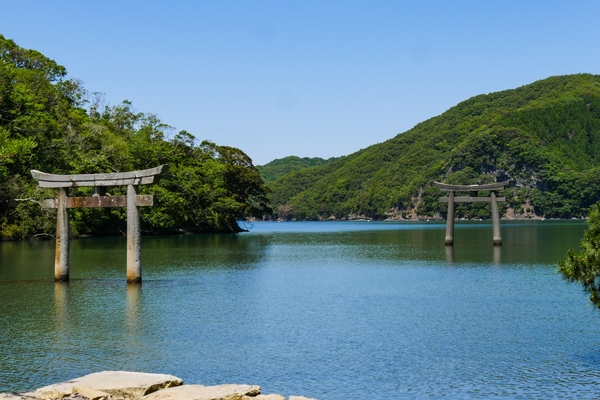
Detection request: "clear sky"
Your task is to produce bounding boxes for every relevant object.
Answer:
[1,1,599,165]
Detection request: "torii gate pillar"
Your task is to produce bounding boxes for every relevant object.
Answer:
[444,190,455,246]
[31,165,169,283]
[434,181,509,246]
[55,187,70,281]
[127,184,142,283]
[490,191,502,246]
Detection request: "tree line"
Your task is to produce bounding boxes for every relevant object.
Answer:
[0,34,270,239]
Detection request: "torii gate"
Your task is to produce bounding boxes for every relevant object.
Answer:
[31,165,169,283]
[434,181,508,246]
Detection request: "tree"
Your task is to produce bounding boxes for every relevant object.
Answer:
[0,34,272,239]
[558,204,600,308]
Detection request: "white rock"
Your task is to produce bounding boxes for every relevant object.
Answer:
[35,371,183,400]
[250,395,286,400]
[72,386,112,400]
[141,384,260,400]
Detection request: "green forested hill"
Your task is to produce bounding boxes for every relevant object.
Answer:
[0,35,270,239]
[257,156,339,183]
[269,74,600,220]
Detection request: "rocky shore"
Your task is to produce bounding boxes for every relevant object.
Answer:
[0,371,316,400]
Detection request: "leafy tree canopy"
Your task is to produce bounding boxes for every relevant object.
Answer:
[0,34,270,239]
[257,156,340,183]
[559,205,600,308]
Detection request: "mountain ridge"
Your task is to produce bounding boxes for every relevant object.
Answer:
[257,155,340,183]
[265,74,600,221]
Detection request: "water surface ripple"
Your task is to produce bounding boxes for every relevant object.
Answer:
[1,221,599,398]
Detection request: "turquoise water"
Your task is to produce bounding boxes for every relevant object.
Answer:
[1,220,599,398]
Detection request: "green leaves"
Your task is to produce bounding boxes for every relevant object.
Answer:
[559,204,600,308]
[257,156,340,183]
[0,34,66,81]
[0,126,36,163]
[0,35,271,239]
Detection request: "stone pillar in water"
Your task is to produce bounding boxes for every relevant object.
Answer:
[445,191,455,246]
[127,184,142,283]
[445,244,455,264]
[55,187,70,281]
[491,191,502,246]
[493,245,501,264]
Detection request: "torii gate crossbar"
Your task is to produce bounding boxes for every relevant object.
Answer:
[434,181,509,246]
[31,165,169,283]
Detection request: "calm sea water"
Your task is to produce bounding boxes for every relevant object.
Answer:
[1,220,599,398]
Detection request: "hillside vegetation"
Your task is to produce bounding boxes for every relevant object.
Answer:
[0,34,270,239]
[257,156,339,183]
[268,74,600,220]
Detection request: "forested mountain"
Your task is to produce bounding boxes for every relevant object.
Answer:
[257,156,339,183]
[0,34,270,239]
[268,74,600,221]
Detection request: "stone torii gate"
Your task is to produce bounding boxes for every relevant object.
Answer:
[434,181,508,246]
[31,165,169,283]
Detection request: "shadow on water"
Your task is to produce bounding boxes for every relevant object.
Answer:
[0,240,55,280]
[0,221,587,283]
[0,233,271,282]
[446,220,587,265]
[245,220,587,267]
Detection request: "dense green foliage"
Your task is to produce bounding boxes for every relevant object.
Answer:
[559,205,600,308]
[0,35,270,239]
[257,156,339,183]
[268,74,600,220]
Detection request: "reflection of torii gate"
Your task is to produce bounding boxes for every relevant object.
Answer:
[434,181,509,246]
[31,165,169,283]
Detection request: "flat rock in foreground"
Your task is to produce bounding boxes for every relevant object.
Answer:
[141,384,260,400]
[0,394,37,400]
[35,371,183,400]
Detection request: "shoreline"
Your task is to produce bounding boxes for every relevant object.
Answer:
[264,216,588,222]
[0,371,316,400]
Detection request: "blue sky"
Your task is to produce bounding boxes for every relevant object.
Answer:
[2,1,599,165]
